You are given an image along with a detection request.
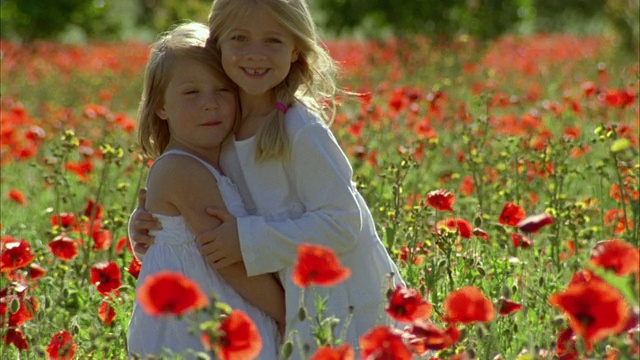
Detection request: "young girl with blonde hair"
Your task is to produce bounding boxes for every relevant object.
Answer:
[127,21,282,359]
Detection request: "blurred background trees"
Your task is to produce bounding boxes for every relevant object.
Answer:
[0,0,637,53]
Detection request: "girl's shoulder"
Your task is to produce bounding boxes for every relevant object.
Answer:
[284,102,327,137]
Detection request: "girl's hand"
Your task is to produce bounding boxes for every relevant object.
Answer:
[128,189,160,257]
[197,208,242,269]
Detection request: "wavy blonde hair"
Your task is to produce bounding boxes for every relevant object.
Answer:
[137,22,237,159]
[207,0,338,161]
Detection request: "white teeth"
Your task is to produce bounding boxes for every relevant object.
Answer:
[245,68,267,75]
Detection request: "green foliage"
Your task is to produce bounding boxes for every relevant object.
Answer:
[0,0,120,41]
[135,0,211,34]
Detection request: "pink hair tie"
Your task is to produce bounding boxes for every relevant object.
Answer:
[274,102,288,114]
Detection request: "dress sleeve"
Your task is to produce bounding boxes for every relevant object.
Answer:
[237,122,364,276]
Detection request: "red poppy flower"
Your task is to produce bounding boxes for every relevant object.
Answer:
[2,328,28,351]
[497,298,522,316]
[590,239,639,277]
[48,234,79,261]
[0,284,39,326]
[91,226,112,251]
[213,309,262,360]
[436,217,472,238]
[499,202,526,226]
[555,327,577,358]
[310,344,355,360]
[6,262,46,283]
[581,81,597,98]
[292,244,351,288]
[66,160,94,182]
[115,237,128,254]
[137,271,208,316]
[98,299,116,325]
[83,199,103,220]
[443,286,496,324]
[359,326,412,360]
[1,237,34,272]
[50,212,77,230]
[472,228,489,242]
[127,256,142,279]
[405,320,460,353]
[90,261,122,296]
[517,212,554,233]
[386,286,432,323]
[549,281,629,352]
[511,233,533,248]
[426,189,455,212]
[459,176,475,196]
[46,330,77,360]
[604,209,633,234]
[7,189,27,206]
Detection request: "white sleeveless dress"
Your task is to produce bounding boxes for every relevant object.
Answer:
[127,149,280,360]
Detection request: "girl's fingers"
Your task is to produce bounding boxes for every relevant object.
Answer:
[134,218,162,231]
[137,189,147,210]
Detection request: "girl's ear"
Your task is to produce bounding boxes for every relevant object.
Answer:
[156,106,168,120]
[291,48,299,63]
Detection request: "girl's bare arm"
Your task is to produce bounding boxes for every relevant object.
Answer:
[146,155,285,325]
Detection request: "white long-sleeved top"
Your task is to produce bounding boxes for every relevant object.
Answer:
[221,104,404,358]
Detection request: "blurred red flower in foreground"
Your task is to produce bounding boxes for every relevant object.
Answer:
[499,202,526,226]
[405,319,460,353]
[443,286,496,324]
[549,281,629,352]
[386,286,433,323]
[359,326,412,360]
[48,234,79,261]
[90,261,122,296]
[590,239,639,277]
[1,236,34,272]
[517,212,554,233]
[292,243,351,288]
[137,271,208,316]
[310,343,355,360]
[7,189,27,206]
[46,330,76,360]
[208,309,263,360]
[426,189,456,212]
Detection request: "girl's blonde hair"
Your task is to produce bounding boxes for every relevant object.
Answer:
[207,0,339,161]
[137,22,237,159]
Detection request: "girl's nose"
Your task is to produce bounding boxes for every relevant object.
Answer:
[243,44,266,61]
[203,96,219,111]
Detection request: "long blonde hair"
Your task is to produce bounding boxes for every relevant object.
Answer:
[207,0,338,161]
[137,22,237,159]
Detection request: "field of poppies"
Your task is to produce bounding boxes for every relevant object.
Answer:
[1,31,639,360]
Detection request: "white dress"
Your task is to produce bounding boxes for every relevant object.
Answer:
[220,104,405,359]
[127,150,280,360]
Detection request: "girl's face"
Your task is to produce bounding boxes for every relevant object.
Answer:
[156,57,236,156]
[218,5,299,98]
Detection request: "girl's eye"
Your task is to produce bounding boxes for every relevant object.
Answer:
[231,35,247,42]
[266,38,282,44]
[184,90,199,95]
[216,87,231,92]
